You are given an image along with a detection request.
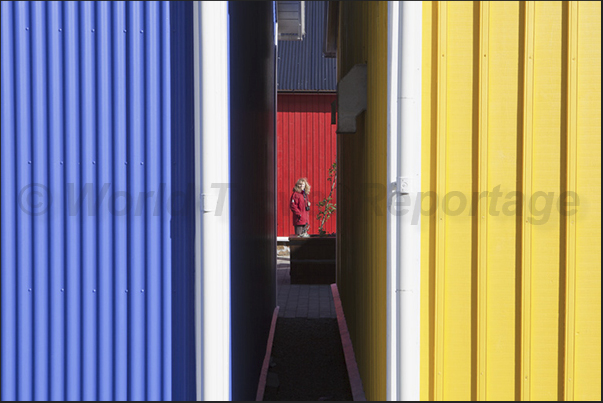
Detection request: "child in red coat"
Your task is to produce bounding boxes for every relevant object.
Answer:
[290,178,311,237]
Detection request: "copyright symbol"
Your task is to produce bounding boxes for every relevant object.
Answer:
[18,183,52,216]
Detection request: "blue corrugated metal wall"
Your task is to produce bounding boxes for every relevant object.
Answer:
[169,1,196,401]
[1,2,174,400]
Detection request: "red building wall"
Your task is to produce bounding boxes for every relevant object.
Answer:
[277,93,337,237]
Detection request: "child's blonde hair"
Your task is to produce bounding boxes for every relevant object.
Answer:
[293,178,311,194]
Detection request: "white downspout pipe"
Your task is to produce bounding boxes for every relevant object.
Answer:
[193,1,231,400]
[387,1,422,400]
[398,1,422,400]
[386,1,400,400]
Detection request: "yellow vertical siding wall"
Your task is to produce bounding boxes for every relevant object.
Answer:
[336,1,388,400]
[421,1,601,400]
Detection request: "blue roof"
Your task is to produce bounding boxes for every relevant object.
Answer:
[277,1,336,92]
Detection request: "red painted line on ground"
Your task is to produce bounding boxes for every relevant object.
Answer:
[331,284,367,401]
[255,305,280,401]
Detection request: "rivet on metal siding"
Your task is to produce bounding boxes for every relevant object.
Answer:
[140,29,144,33]
[141,289,144,293]
[125,289,129,293]
[26,27,29,31]
[92,161,96,164]
[60,161,63,165]
[28,288,32,292]
[93,289,96,293]
[125,162,128,165]
[28,161,31,164]
[92,29,95,32]
[61,288,64,292]
[59,28,62,32]
[140,162,144,165]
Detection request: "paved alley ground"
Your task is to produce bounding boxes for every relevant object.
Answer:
[264,257,351,401]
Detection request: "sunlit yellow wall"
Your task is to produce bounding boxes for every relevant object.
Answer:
[421,1,601,400]
[336,1,388,400]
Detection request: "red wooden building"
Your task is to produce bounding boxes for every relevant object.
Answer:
[277,94,337,236]
[277,2,337,237]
